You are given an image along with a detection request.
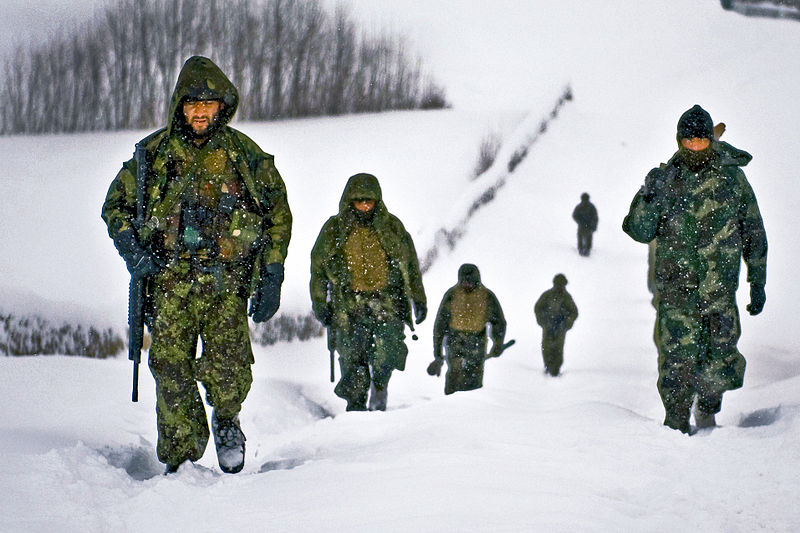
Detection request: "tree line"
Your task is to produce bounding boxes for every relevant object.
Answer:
[0,312,124,358]
[0,0,448,135]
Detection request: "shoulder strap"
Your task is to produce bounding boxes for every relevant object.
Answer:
[226,130,265,210]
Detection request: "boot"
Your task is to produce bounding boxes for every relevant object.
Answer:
[212,411,246,474]
[664,414,690,434]
[694,409,717,429]
[695,393,721,429]
[368,383,388,411]
[345,400,367,412]
[164,461,184,475]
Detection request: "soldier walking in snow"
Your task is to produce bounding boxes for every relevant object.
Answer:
[102,56,292,473]
[572,192,598,256]
[534,274,578,376]
[310,173,426,411]
[623,104,767,434]
[427,264,508,395]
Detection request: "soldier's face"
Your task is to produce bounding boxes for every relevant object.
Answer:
[679,137,713,170]
[353,199,375,212]
[680,137,710,152]
[460,280,477,292]
[183,100,222,135]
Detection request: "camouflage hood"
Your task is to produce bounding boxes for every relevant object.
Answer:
[338,173,386,214]
[166,56,239,136]
[457,264,481,286]
[310,172,426,329]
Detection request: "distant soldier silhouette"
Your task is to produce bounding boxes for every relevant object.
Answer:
[572,193,598,256]
[427,264,507,394]
[534,274,578,376]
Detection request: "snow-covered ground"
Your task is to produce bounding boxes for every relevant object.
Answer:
[2,1,800,532]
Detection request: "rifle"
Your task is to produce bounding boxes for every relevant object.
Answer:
[127,143,148,402]
[485,339,516,359]
[429,338,516,377]
[327,326,335,383]
[396,260,420,341]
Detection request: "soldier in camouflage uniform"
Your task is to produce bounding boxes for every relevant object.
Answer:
[310,173,426,411]
[534,274,578,376]
[623,104,767,434]
[427,264,507,395]
[102,56,292,472]
[572,193,598,256]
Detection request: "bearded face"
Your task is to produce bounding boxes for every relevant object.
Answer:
[182,100,223,138]
[351,199,377,224]
[681,148,712,171]
[679,137,712,171]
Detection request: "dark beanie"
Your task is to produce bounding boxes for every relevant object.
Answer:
[677,105,714,140]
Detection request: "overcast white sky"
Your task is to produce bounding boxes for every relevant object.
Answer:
[0,0,106,54]
[1,1,795,114]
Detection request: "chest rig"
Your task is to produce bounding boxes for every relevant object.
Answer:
[145,135,263,265]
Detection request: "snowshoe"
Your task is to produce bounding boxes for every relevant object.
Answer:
[212,412,246,474]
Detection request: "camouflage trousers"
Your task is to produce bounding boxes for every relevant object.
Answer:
[577,228,594,256]
[655,301,746,428]
[444,331,487,395]
[333,305,407,411]
[148,262,254,466]
[541,329,567,376]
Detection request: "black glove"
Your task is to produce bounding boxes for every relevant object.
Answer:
[426,358,443,377]
[249,263,284,323]
[746,283,765,316]
[316,303,333,327]
[414,301,427,324]
[487,343,502,359]
[642,167,668,203]
[113,228,160,278]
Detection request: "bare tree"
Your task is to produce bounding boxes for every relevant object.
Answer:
[0,0,448,135]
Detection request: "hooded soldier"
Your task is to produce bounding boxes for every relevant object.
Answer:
[428,264,507,395]
[572,192,598,256]
[623,104,767,434]
[310,173,426,411]
[102,56,292,473]
[534,274,578,376]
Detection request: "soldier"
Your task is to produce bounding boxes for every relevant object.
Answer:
[102,56,292,473]
[622,104,767,434]
[310,173,426,412]
[534,274,578,376]
[427,264,507,395]
[572,192,598,256]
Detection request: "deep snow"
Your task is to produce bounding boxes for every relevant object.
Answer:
[2,1,800,532]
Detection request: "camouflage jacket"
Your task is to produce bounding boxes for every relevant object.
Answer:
[310,174,426,329]
[101,57,292,286]
[572,200,598,231]
[433,284,506,357]
[622,142,767,310]
[534,287,578,334]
